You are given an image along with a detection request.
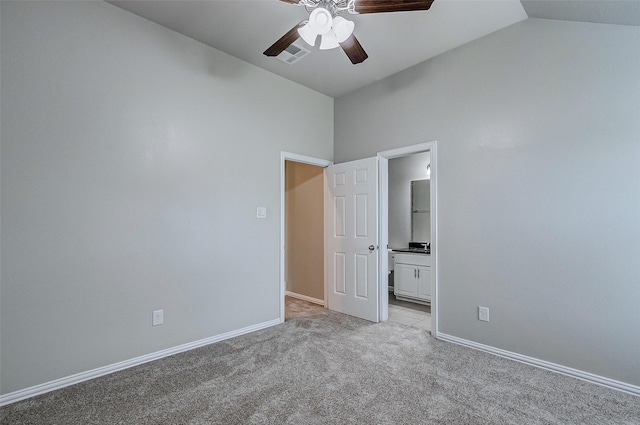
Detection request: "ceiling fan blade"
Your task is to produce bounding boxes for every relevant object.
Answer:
[339,33,368,64]
[353,0,435,14]
[263,22,305,57]
[279,0,301,3]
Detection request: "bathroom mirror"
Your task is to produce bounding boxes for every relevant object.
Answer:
[411,179,430,242]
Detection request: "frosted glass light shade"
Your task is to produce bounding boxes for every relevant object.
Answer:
[298,9,353,49]
[319,30,339,50]
[333,16,355,43]
[309,7,333,35]
[298,23,317,46]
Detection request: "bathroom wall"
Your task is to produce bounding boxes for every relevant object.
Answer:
[388,152,430,249]
[285,161,325,301]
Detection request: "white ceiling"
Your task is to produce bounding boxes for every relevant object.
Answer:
[108,0,640,98]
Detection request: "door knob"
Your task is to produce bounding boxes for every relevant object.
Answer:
[368,245,375,252]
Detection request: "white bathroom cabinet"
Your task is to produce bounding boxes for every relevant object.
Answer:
[394,253,431,304]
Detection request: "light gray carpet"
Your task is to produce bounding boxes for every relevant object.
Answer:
[1,298,638,424]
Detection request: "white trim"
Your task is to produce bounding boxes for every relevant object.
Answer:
[280,152,332,323]
[285,291,326,307]
[378,142,433,159]
[437,332,640,397]
[281,152,333,168]
[0,318,281,407]
[378,156,390,321]
[377,142,437,334]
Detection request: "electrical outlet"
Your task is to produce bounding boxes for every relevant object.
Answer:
[478,306,490,322]
[256,207,267,219]
[152,309,164,326]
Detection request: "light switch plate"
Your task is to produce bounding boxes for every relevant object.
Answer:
[256,207,267,219]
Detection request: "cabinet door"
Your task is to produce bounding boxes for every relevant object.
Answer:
[395,264,418,297]
[417,266,431,301]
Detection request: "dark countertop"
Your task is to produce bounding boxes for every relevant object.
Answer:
[392,248,430,255]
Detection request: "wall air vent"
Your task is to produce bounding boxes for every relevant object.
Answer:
[276,42,310,64]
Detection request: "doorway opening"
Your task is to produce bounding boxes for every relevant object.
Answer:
[279,152,332,322]
[378,141,437,335]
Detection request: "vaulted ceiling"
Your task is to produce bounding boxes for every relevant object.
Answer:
[109,0,640,98]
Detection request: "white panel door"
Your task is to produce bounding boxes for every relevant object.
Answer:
[325,157,378,322]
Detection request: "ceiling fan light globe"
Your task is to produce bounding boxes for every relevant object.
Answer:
[333,16,355,43]
[298,23,318,46]
[309,7,333,35]
[319,30,339,50]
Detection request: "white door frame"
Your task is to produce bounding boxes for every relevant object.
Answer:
[280,152,333,322]
[378,141,438,335]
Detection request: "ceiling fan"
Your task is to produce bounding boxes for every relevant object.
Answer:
[264,0,435,64]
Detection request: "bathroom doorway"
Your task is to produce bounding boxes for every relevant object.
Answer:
[378,141,437,334]
[387,151,432,331]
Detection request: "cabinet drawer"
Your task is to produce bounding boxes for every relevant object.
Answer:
[394,253,431,267]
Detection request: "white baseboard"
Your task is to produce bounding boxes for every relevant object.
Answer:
[0,318,282,407]
[436,332,640,397]
[285,291,325,306]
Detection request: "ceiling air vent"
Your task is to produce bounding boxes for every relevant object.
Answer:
[276,42,310,64]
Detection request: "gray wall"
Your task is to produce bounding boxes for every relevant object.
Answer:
[0,1,333,394]
[335,19,640,386]
[388,152,430,248]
